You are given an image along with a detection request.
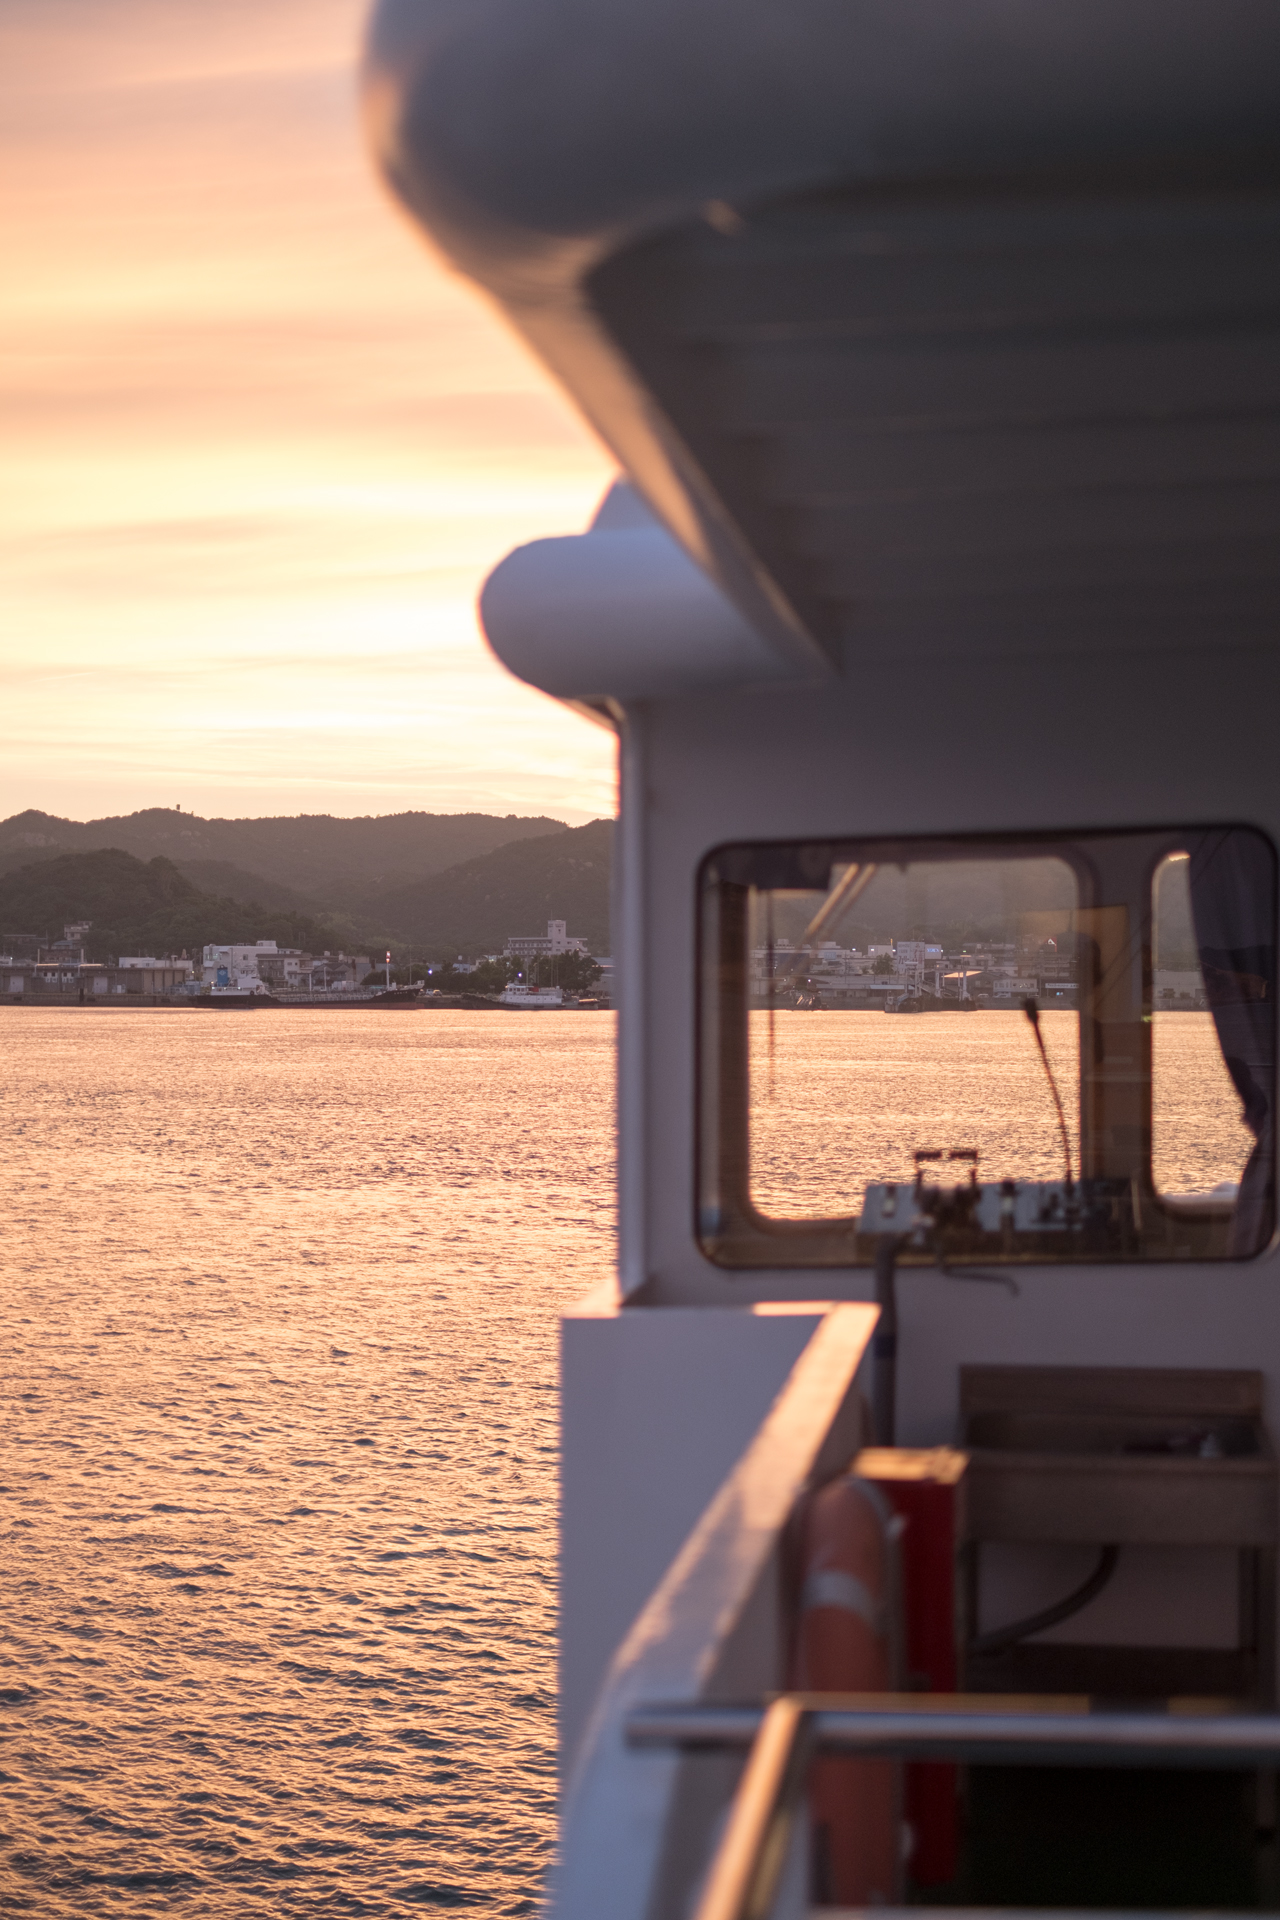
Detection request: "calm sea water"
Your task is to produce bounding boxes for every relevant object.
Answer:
[0,1010,615,1919]
[0,1007,1253,1917]
[750,1009,1251,1216]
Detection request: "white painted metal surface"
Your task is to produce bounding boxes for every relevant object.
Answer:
[560,1300,845,1772]
[481,484,794,701]
[556,1305,875,1920]
[364,0,1280,662]
[362,2,1280,1911]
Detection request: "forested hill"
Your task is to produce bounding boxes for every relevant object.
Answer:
[0,807,568,912]
[374,819,613,956]
[0,850,340,964]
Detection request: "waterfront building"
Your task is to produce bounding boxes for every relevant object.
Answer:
[749,941,870,990]
[196,943,372,993]
[103,963,193,996]
[202,941,283,990]
[305,952,372,992]
[505,919,590,961]
[5,959,192,997]
[992,974,1042,1001]
[252,948,310,990]
[38,941,84,967]
[118,956,194,978]
[894,939,944,969]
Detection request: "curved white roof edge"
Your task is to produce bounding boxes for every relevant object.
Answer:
[365,0,1276,289]
[363,0,1279,675]
[480,484,804,702]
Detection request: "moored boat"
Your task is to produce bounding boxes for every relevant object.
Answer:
[499,983,565,1009]
[198,989,281,1009]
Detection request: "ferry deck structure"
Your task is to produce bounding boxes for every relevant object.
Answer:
[363,3,1280,1914]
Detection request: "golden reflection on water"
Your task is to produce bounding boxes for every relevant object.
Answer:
[1151,1011,1255,1195]
[0,1004,1256,1911]
[750,1009,1251,1218]
[0,1009,615,1918]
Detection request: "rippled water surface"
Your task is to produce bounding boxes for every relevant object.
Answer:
[1,1005,1255,1916]
[0,1010,616,1918]
[750,1009,1250,1215]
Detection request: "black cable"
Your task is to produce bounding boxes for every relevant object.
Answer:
[872,1238,898,1446]
[1022,995,1074,1192]
[971,1544,1120,1657]
[937,1258,1021,1298]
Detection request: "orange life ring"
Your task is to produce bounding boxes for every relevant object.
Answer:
[792,1474,902,1906]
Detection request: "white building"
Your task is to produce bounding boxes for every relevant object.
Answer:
[202,941,280,991]
[255,947,316,989]
[750,942,874,985]
[993,975,1041,1000]
[894,940,945,968]
[807,944,875,985]
[505,918,590,960]
[118,956,194,976]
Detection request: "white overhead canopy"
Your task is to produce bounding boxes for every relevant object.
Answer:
[365,0,1280,687]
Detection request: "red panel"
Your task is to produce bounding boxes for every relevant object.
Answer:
[857,1449,967,1888]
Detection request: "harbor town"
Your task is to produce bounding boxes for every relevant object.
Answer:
[0,918,612,1007]
[754,935,1205,1011]
[2,917,1208,1011]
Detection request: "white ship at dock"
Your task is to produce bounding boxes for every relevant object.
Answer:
[499,983,566,1009]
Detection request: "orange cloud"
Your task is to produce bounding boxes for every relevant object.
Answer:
[0,0,617,824]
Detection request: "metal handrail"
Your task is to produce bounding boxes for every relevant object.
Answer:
[693,1697,813,1920]
[653,1692,1280,1920]
[629,1690,1280,1769]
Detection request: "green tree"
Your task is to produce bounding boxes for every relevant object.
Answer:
[468,956,517,993]
[0,848,341,962]
[420,955,517,993]
[529,950,601,992]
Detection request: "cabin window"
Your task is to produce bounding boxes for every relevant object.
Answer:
[697,828,1276,1268]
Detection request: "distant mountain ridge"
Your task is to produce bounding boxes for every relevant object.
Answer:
[172,859,329,917]
[373,819,613,955]
[0,810,615,960]
[0,808,568,909]
[0,850,340,963]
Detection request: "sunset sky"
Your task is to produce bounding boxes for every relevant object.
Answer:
[0,0,618,826]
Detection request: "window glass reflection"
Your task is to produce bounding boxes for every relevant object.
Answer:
[698,828,1276,1267]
